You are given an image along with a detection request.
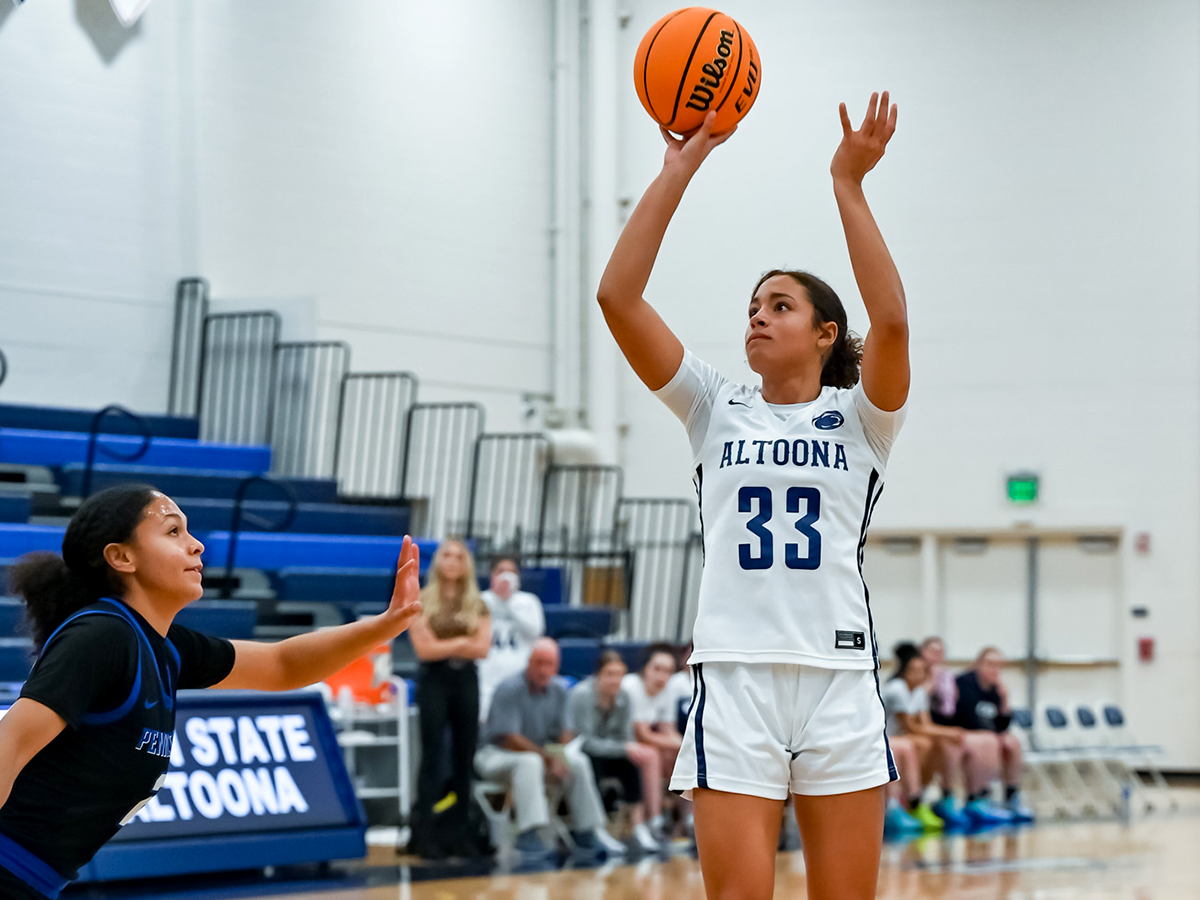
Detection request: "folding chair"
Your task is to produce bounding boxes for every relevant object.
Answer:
[1099,703,1177,813]
[1010,708,1076,819]
[1036,705,1106,816]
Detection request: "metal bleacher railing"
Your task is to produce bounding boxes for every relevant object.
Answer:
[81,405,153,498]
[270,341,351,479]
[334,371,419,498]
[164,278,702,640]
[218,475,298,599]
[466,432,552,556]
[400,402,484,538]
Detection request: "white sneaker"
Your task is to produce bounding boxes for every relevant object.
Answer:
[592,828,627,857]
[633,822,661,854]
[648,814,666,840]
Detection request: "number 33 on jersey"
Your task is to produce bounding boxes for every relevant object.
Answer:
[654,351,906,670]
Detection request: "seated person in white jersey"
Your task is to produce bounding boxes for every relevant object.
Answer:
[0,485,423,900]
[597,93,908,900]
[477,557,545,722]
[474,638,624,858]
[623,643,684,775]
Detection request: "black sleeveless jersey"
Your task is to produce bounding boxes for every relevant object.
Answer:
[0,598,234,889]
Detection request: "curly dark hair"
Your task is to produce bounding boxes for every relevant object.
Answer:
[8,484,156,650]
[751,269,863,389]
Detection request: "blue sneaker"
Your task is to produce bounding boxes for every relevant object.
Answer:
[963,798,1015,826]
[884,804,924,835]
[514,828,555,858]
[932,796,970,830]
[1006,797,1035,823]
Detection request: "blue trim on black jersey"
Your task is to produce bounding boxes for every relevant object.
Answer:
[0,830,69,898]
[694,663,708,789]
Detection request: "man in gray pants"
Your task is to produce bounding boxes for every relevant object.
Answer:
[475,638,625,857]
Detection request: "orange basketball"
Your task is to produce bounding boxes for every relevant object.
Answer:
[634,7,761,136]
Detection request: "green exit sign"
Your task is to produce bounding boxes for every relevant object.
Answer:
[1007,473,1039,504]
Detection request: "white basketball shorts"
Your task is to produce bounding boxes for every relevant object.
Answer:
[670,661,898,800]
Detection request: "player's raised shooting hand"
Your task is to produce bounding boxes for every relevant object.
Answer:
[662,110,736,176]
[831,91,898,186]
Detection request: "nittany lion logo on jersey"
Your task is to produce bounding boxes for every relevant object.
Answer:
[813,410,844,430]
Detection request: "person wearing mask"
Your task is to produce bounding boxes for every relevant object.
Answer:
[565,651,662,854]
[478,558,545,722]
[474,638,625,859]
[407,539,492,858]
[953,647,1033,822]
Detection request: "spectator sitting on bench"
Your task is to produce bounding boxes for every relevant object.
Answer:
[478,557,545,722]
[474,637,625,858]
[565,650,664,854]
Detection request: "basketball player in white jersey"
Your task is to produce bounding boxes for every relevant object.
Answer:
[597,93,906,900]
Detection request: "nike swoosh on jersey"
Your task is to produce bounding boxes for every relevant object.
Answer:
[728,398,753,407]
[144,699,159,709]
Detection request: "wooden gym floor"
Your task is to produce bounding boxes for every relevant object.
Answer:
[79,793,1200,900]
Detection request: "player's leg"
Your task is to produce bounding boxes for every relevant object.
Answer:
[998,730,1033,819]
[693,788,786,900]
[793,787,887,900]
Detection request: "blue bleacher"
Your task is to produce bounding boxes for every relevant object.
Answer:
[274,568,395,613]
[173,600,257,640]
[0,495,32,524]
[0,637,34,682]
[543,607,612,640]
[558,638,601,681]
[0,403,199,440]
[57,465,337,503]
[0,598,24,636]
[177,498,410,536]
[0,429,270,473]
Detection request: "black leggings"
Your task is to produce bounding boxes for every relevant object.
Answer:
[413,662,479,840]
[588,754,643,805]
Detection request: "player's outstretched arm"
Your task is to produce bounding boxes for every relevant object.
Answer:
[831,91,909,412]
[0,699,66,811]
[215,536,423,691]
[597,111,734,391]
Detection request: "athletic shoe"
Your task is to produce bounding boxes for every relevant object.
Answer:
[1006,797,1035,823]
[932,797,970,830]
[633,822,662,854]
[963,798,1015,826]
[514,828,555,858]
[591,828,628,858]
[912,802,945,832]
[884,804,924,835]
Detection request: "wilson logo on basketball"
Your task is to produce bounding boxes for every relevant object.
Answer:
[685,29,735,112]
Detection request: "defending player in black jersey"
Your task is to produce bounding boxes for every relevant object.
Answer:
[0,484,422,899]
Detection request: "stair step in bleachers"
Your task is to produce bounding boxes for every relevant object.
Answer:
[0,495,31,524]
[173,600,257,640]
[1,429,270,474]
[0,637,33,682]
[177,498,411,536]
[58,465,336,504]
[0,403,199,440]
[273,568,395,619]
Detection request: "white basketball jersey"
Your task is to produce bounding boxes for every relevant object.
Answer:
[656,351,905,670]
